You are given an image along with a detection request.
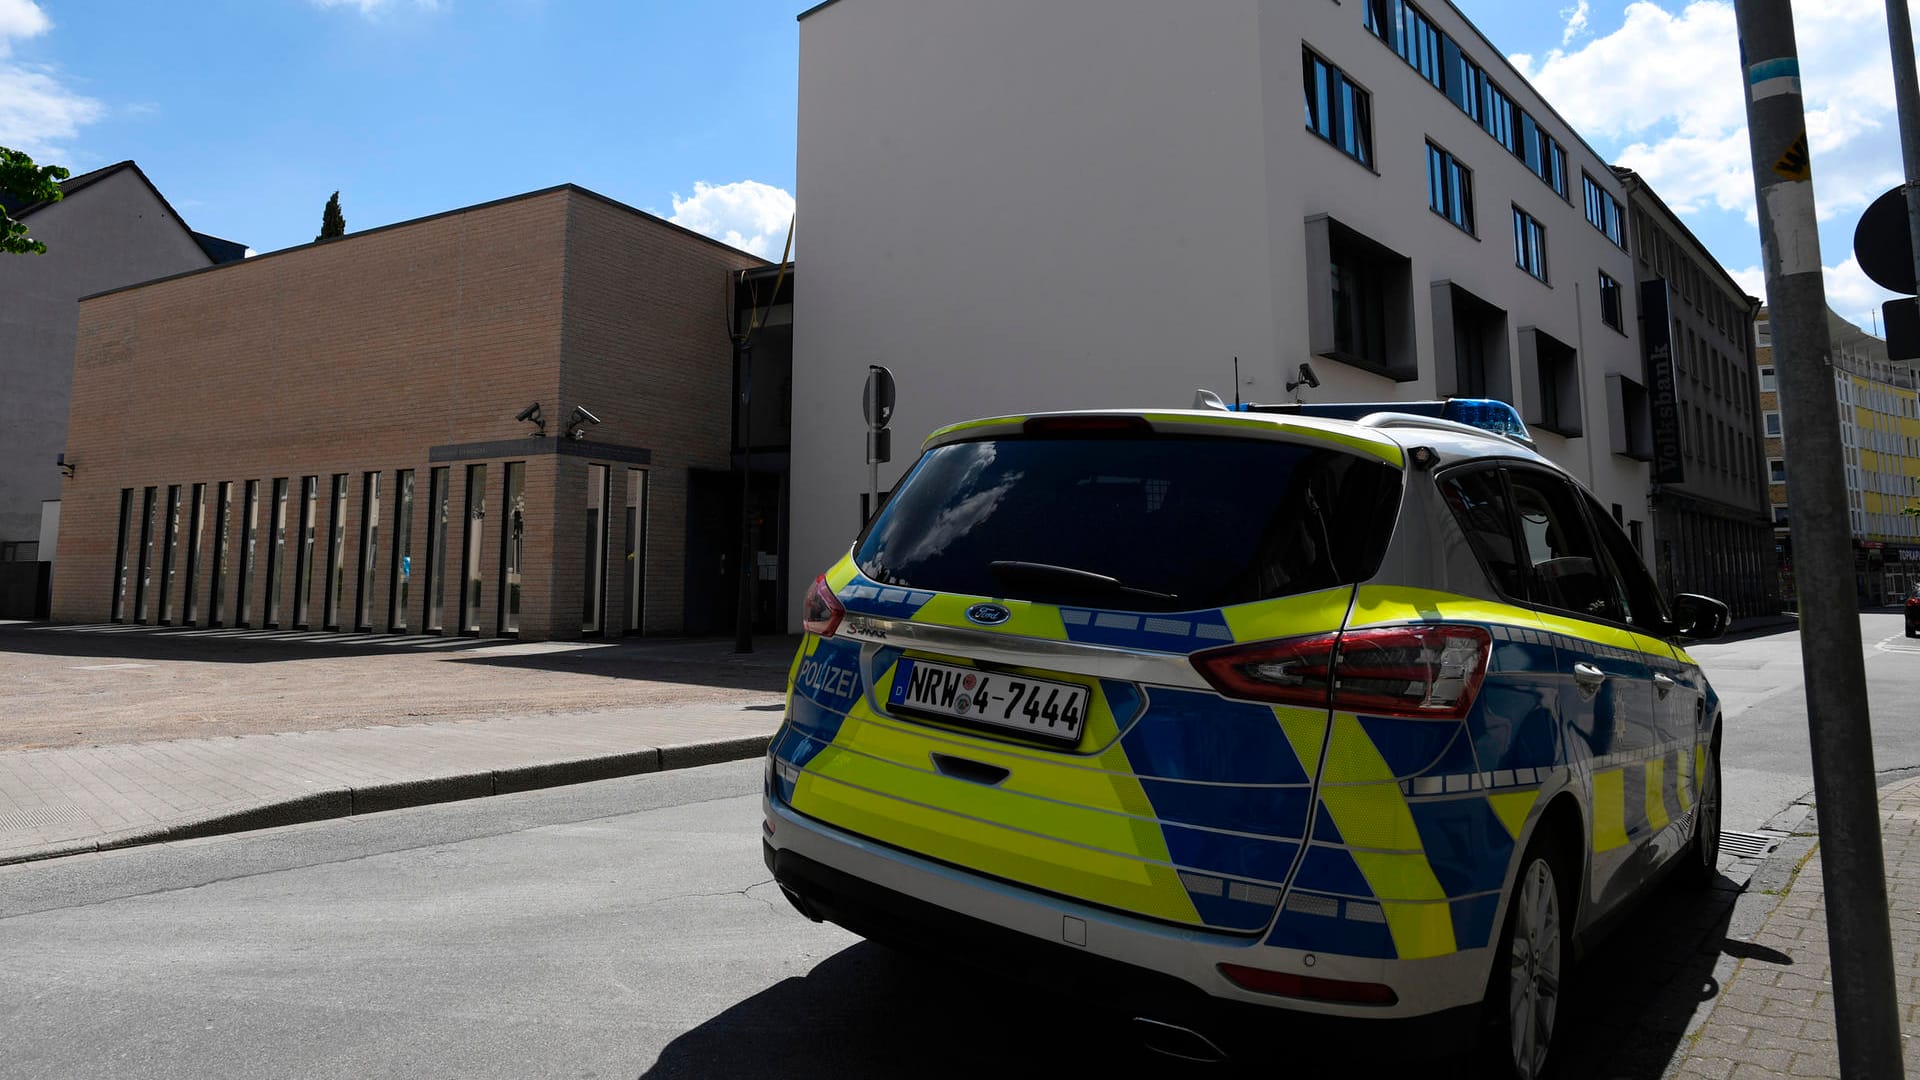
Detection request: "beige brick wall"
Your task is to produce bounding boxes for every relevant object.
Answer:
[558,193,762,636]
[55,192,570,634]
[54,186,759,641]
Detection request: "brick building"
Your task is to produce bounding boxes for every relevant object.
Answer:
[51,185,767,640]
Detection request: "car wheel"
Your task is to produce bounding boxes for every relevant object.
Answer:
[1680,734,1722,889]
[1481,834,1571,1080]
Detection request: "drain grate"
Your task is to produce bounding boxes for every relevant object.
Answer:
[1721,830,1785,860]
[0,804,84,834]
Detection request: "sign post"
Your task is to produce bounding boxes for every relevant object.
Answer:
[863,365,896,523]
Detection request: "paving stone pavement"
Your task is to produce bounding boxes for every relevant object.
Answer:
[0,702,787,865]
[1673,775,1920,1078]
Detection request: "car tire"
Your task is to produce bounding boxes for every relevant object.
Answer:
[1479,832,1573,1080]
[1679,733,1723,890]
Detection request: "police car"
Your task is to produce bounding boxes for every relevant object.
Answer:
[764,398,1728,1078]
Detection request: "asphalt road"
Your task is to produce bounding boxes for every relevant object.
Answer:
[0,758,1754,1080]
[2,619,1902,1079]
[1689,611,1920,833]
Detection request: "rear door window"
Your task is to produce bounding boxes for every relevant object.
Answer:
[856,435,1402,611]
[1504,469,1624,623]
[1439,467,1527,599]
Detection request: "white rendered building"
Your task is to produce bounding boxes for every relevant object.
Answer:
[790,0,1653,623]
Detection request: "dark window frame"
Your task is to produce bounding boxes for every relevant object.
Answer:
[1599,270,1624,332]
[1304,47,1376,170]
[1426,140,1476,235]
[1513,204,1549,282]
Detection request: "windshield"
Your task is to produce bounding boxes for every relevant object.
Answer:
[855,435,1402,612]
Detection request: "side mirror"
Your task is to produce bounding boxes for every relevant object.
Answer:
[1672,593,1730,641]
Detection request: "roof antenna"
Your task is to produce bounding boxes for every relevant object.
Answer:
[1233,357,1241,409]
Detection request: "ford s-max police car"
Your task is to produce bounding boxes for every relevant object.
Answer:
[763,398,1728,1079]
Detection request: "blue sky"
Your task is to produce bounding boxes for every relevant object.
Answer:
[2,0,1910,331]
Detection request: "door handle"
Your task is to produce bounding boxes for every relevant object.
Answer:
[1654,673,1677,698]
[1573,662,1607,690]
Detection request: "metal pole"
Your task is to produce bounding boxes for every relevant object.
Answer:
[735,341,754,654]
[1735,3,1904,1075]
[1888,0,1920,308]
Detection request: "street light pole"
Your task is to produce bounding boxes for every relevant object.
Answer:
[1734,2,1905,1075]
[1885,0,1920,315]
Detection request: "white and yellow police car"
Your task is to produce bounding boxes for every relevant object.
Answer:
[764,398,1728,1078]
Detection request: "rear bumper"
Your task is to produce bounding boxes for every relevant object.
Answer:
[763,795,1489,1057]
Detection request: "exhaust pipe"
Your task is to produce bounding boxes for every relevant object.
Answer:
[777,884,824,923]
[1132,1017,1228,1064]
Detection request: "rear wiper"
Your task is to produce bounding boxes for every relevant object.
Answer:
[988,561,1179,604]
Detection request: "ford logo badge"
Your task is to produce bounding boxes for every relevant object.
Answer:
[966,603,1011,626]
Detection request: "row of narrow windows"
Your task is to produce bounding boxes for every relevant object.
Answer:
[109,463,647,637]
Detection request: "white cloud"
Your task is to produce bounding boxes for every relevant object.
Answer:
[0,1,100,159]
[1560,0,1592,45]
[1731,255,1898,334]
[309,0,443,14]
[666,180,796,259]
[1513,0,1911,315]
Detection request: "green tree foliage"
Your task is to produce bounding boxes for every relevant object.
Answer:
[317,191,345,241]
[0,147,69,255]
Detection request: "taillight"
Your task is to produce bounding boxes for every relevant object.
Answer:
[1217,962,1399,1006]
[1192,625,1491,720]
[801,574,844,637]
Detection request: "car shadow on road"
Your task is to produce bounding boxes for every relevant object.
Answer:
[641,870,1758,1080]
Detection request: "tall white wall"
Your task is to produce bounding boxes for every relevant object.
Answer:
[0,168,213,554]
[792,0,1649,625]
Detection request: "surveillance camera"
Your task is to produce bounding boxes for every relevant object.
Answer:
[570,406,601,426]
[1297,362,1321,389]
[515,402,542,423]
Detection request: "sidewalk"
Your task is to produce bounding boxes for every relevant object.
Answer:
[1673,775,1920,1078]
[0,624,798,866]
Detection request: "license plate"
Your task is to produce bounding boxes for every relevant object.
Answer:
[887,659,1088,743]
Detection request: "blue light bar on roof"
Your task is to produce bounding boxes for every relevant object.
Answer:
[1233,397,1534,446]
[1440,399,1534,445]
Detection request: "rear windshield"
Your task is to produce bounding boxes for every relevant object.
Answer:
[855,435,1402,612]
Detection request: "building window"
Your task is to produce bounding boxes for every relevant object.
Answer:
[1774,505,1790,525]
[111,488,133,623]
[132,487,157,623]
[1435,281,1510,400]
[1513,205,1548,282]
[1765,411,1781,435]
[237,480,260,627]
[1304,48,1374,168]
[264,478,288,628]
[460,464,486,635]
[1760,365,1776,391]
[208,481,232,628]
[1582,173,1625,247]
[1426,141,1475,234]
[156,486,181,625]
[1483,79,1517,152]
[626,469,650,636]
[293,477,318,629]
[355,472,381,631]
[499,462,526,636]
[323,474,348,630]
[1599,271,1623,331]
[183,484,206,627]
[425,467,450,633]
[1521,328,1582,437]
[584,464,611,635]
[389,470,414,632]
[1400,2,1444,87]
[1444,38,1483,121]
